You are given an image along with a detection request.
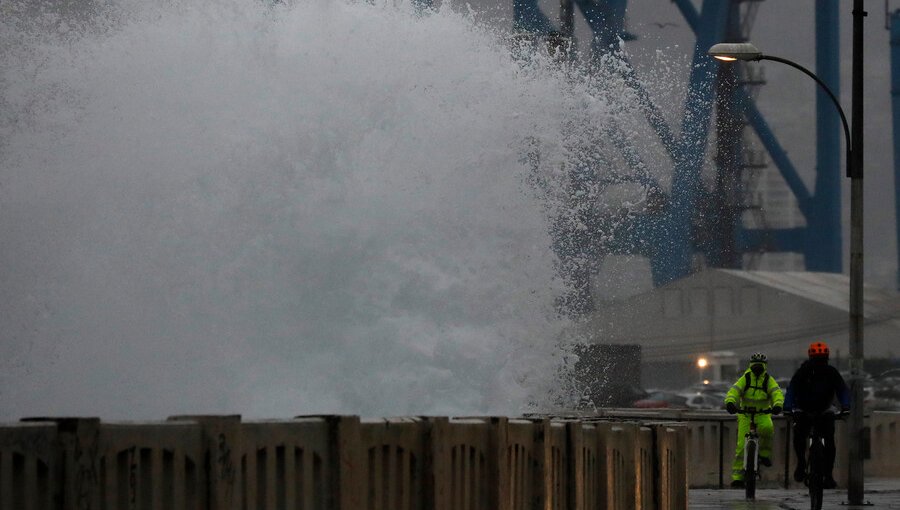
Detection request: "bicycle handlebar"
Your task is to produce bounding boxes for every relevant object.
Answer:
[737,408,773,415]
[786,408,850,419]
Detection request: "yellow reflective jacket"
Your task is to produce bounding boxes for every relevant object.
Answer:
[724,368,785,409]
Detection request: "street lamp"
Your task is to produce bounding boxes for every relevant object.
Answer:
[709,32,866,504]
[707,43,851,159]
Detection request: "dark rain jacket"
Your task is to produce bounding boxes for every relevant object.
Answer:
[784,359,851,413]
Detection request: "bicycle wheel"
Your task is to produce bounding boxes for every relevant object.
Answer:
[744,440,757,500]
[808,441,824,510]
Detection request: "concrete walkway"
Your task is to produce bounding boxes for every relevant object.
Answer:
[690,479,900,509]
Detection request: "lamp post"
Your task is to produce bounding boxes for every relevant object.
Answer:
[708,19,866,504]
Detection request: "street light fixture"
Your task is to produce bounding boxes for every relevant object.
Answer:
[708,42,762,61]
[709,31,866,504]
[707,43,851,158]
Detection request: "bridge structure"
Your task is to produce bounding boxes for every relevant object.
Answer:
[495,0,849,311]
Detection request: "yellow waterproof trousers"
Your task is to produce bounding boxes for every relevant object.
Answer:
[732,413,774,481]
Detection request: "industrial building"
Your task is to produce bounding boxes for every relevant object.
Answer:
[582,269,900,388]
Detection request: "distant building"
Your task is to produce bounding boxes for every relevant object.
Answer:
[580,269,900,388]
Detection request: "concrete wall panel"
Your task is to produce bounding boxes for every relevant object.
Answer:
[3,412,802,509]
[359,418,426,510]
[239,419,331,510]
[430,417,503,510]
[98,421,205,510]
[0,422,58,510]
[636,426,655,510]
[594,422,638,510]
[656,425,688,510]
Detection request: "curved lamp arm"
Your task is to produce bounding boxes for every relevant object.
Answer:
[758,55,852,159]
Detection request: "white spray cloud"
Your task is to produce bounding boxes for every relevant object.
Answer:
[0,0,665,419]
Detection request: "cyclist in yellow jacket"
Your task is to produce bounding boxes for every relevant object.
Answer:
[723,352,785,488]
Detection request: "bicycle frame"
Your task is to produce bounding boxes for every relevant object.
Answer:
[792,409,846,510]
[737,407,773,500]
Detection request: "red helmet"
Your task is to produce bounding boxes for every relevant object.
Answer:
[808,341,830,358]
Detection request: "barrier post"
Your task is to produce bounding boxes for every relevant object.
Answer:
[1,421,59,510]
[635,426,655,510]
[491,417,511,510]
[22,417,100,510]
[594,421,638,510]
[655,425,688,510]
[566,421,584,510]
[169,415,241,510]
[325,415,362,510]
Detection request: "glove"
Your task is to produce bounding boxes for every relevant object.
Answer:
[772,405,783,415]
[726,402,738,414]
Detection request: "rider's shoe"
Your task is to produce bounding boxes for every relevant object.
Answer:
[823,477,838,489]
[730,479,745,489]
[793,463,806,483]
[759,456,772,467]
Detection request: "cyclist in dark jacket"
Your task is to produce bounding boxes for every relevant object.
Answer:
[784,341,850,489]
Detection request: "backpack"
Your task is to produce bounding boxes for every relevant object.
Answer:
[742,372,770,397]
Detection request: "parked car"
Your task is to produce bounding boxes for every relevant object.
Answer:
[632,391,688,409]
[680,392,724,410]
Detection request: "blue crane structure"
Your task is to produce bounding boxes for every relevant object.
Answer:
[513,0,844,313]
[889,4,900,290]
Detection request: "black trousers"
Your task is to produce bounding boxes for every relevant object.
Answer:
[793,414,837,477]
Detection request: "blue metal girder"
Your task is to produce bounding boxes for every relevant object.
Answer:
[739,96,814,215]
[675,0,812,216]
[652,0,730,286]
[677,0,842,275]
[569,0,620,53]
[513,0,556,33]
[615,59,681,157]
[519,0,840,288]
[737,228,808,253]
[671,0,700,30]
[807,0,842,272]
[891,10,900,289]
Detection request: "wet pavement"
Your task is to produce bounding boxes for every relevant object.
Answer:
[690,479,900,509]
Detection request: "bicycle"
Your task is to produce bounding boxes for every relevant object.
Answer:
[737,407,773,500]
[791,408,848,510]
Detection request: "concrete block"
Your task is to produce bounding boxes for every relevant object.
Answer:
[358,417,427,510]
[655,425,688,510]
[98,421,205,510]
[579,422,605,510]
[169,414,241,510]
[240,418,333,510]
[22,417,101,510]
[594,421,639,510]
[0,421,58,510]
[635,426,655,510]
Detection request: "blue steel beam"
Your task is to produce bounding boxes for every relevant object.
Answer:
[679,0,842,273]
[521,0,834,286]
[616,59,681,157]
[671,0,700,31]
[807,0,842,272]
[740,97,814,215]
[675,0,813,216]
[891,10,900,289]
[653,0,730,285]
[570,0,680,155]
[513,0,555,33]
[737,228,808,253]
